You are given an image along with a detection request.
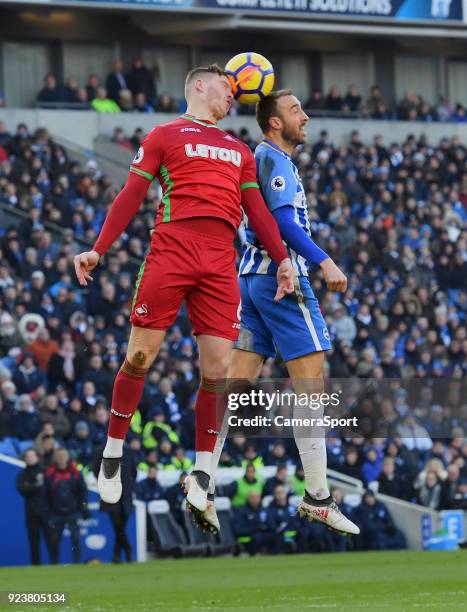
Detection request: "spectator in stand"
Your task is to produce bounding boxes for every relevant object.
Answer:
[328,303,357,343]
[135,465,165,502]
[416,101,434,122]
[154,93,178,113]
[304,88,325,112]
[63,77,79,104]
[67,420,94,468]
[417,470,442,510]
[130,127,144,151]
[14,394,42,443]
[126,57,156,105]
[452,104,467,122]
[91,87,121,113]
[343,84,361,112]
[27,328,59,372]
[134,93,154,113]
[38,394,70,439]
[118,89,134,112]
[441,464,462,509]
[363,85,385,117]
[16,448,52,565]
[37,74,62,105]
[106,59,129,105]
[266,485,299,554]
[372,102,391,120]
[47,338,85,392]
[325,85,343,112]
[229,463,264,508]
[74,87,90,109]
[340,446,363,481]
[397,91,420,120]
[86,74,100,102]
[233,490,272,556]
[12,353,45,395]
[46,447,90,564]
[263,464,290,497]
[436,96,453,122]
[111,127,132,150]
[354,490,406,550]
[362,447,384,486]
[35,433,58,469]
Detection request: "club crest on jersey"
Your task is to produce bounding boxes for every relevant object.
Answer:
[135,303,148,317]
[185,143,241,167]
[271,176,286,191]
[323,327,330,341]
[132,147,144,164]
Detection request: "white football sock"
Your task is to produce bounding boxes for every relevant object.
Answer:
[293,397,330,500]
[208,434,227,494]
[194,451,212,476]
[103,436,123,458]
[296,436,330,500]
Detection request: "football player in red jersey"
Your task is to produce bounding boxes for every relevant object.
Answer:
[74,64,294,515]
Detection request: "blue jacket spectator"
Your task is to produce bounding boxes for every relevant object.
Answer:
[135,466,165,502]
[14,395,42,441]
[67,421,94,468]
[233,490,272,555]
[362,447,384,485]
[12,353,46,394]
[266,486,300,553]
[353,490,406,551]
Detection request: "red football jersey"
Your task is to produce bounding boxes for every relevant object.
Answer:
[129,115,259,230]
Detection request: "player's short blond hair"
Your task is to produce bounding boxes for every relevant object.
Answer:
[184,64,228,99]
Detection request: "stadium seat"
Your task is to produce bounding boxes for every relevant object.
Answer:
[214,497,237,555]
[148,500,205,558]
[0,439,18,458]
[15,440,34,455]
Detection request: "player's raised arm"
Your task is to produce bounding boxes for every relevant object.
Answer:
[272,206,347,293]
[74,127,163,287]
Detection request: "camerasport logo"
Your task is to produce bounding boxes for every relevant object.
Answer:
[135,304,148,317]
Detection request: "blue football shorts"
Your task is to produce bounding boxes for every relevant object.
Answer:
[234,274,332,362]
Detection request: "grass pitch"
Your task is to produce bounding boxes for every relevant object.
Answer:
[0,550,465,611]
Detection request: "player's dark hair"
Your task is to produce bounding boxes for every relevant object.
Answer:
[256,89,293,134]
[185,64,228,97]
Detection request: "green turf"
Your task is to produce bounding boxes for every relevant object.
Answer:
[0,550,465,611]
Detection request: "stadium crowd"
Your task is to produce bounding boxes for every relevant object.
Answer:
[32,59,467,123]
[0,118,466,562]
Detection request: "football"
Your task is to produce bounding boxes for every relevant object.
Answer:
[225,52,275,104]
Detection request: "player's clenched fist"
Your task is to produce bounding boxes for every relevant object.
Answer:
[74,250,100,287]
[274,258,295,302]
[320,258,347,293]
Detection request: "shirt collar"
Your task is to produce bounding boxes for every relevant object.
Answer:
[261,138,291,159]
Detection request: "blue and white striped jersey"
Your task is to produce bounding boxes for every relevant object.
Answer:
[239,139,310,277]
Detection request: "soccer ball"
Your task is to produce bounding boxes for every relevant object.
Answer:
[225,52,275,105]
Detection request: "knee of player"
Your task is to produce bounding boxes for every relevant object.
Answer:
[203,357,230,380]
[126,349,153,369]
